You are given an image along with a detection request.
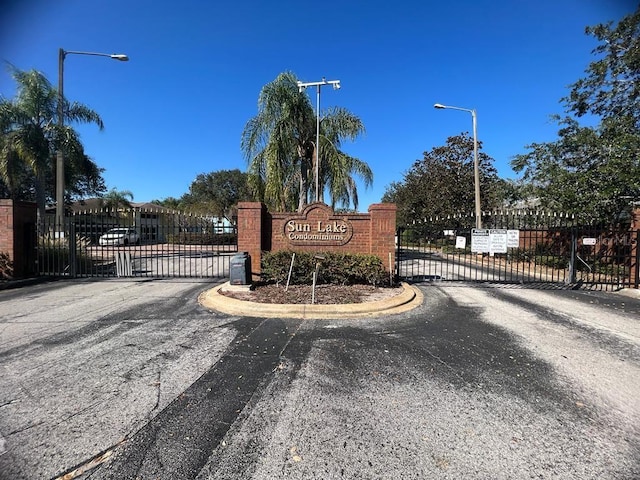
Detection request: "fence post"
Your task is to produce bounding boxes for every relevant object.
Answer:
[631,228,639,289]
[567,229,577,285]
[69,221,77,278]
[395,227,403,283]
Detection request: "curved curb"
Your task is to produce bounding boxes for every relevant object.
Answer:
[198,282,423,320]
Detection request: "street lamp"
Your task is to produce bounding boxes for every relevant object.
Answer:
[297,77,341,203]
[56,48,129,228]
[434,103,482,229]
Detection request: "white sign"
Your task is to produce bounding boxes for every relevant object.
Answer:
[471,229,490,253]
[583,237,597,246]
[489,229,508,254]
[507,229,520,248]
[455,236,467,249]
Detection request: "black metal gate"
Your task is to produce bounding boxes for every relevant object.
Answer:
[396,211,639,290]
[37,208,237,279]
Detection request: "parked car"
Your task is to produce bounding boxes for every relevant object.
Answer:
[98,227,140,246]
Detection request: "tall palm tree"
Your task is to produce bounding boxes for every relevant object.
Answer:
[241,72,372,212]
[0,66,104,225]
[241,72,314,212]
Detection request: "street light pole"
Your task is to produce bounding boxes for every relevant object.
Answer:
[297,77,341,203]
[434,103,482,229]
[56,48,128,229]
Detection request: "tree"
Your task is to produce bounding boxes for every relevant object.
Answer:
[319,107,373,210]
[180,169,254,221]
[53,127,106,201]
[151,196,183,210]
[382,133,500,228]
[563,8,640,128]
[512,8,640,223]
[512,116,640,221]
[0,66,106,223]
[241,71,371,212]
[100,188,133,212]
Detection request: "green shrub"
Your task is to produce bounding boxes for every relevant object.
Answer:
[579,261,628,277]
[507,248,533,263]
[399,229,421,245]
[441,244,471,254]
[37,235,95,275]
[261,250,391,286]
[534,255,569,269]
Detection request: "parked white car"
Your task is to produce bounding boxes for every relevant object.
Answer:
[99,228,140,246]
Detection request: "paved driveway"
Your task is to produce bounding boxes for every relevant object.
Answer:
[0,279,639,479]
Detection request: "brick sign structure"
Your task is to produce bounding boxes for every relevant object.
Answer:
[0,199,37,279]
[237,202,396,278]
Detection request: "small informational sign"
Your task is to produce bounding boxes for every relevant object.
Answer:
[471,229,490,253]
[583,237,597,246]
[507,229,520,248]
[489,229,508,254]
[455,236,466,249]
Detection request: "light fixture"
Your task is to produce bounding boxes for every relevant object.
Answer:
[434,103,482,229]
[297,77,341,203]
[56,48,129,228]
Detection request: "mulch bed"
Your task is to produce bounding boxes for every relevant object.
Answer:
[219,283,403,305]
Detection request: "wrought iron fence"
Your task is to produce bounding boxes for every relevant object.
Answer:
[37,208,237,278]
[396,211,639,290]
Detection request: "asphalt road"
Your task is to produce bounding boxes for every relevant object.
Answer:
[0,279,639,479]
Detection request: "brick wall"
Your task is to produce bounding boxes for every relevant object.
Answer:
[237,202,397,278]
[0,199,37,279]
[237,202,266,279]
[369,203,397,272]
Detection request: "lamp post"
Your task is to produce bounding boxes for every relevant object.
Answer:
[297,77,341,203]
[57,48,129,228]
[434,103,482,229]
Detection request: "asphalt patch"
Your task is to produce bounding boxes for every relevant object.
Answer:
[86,317,302,480]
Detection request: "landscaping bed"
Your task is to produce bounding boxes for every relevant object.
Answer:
[220,283,403,305]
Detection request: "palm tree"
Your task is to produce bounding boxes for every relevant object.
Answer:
[241,72,313,211]
[0,66,104,225]
[101,188,134,213]
[318,106,372,209]
[241,71,372,212]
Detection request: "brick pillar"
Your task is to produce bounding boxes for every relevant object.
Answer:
[237,202,265,279]
[368,203,397,273]
[0,200,12,279]
[0,199,37,279]
[630,207,640,289]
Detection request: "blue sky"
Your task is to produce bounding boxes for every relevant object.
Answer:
[1,0,635,211]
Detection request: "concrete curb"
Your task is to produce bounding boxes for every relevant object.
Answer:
[614,288,640,299]
[198,282,424,319]
[0,276,57,291]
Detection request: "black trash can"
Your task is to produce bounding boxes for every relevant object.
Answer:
[229,252,251,285]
